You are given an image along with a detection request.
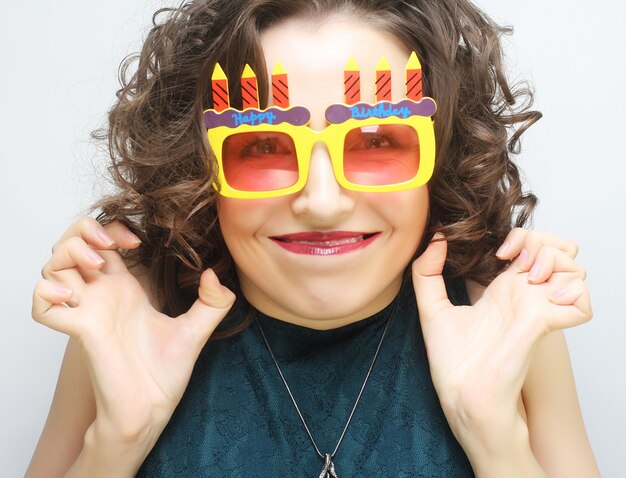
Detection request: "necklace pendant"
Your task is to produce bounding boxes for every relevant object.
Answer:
[318,453,338,478]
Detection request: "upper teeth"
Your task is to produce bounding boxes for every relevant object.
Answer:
[286,235,364,246]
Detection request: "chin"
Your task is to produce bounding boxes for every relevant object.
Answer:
[257,275,401,326]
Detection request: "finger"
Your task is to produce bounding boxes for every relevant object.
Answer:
[196,269,236,309]
[525,246,554,283]
[54,216,114,251]
[496,227,526,259]
[550,278,590,307]
[546,279,592,330]
[41,244,131,301]
[53,216,141,254]
[101,221,142,249]
[497,228,579,264]
[43,236,106,280]
[526,247,586,284]
[528,247,587,284]
[32,279,79,335]
[40,268,85,306]
[411,233,453,321]
[97,249,133,275]
[44,236,133,279]
[178,269,236,346]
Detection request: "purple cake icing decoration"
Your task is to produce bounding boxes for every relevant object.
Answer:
[325,98,436,124]
[204,106,311,129]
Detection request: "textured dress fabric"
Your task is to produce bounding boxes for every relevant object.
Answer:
[137,277,475,477]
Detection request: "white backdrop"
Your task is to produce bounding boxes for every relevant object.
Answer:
[1,1,624,475]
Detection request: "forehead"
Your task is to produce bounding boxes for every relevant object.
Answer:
[260,16,411,127]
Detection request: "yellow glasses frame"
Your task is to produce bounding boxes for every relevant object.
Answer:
[207,113,436,199]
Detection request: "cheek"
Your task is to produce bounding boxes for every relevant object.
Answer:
[376,188,430,261]
[370,188,429,231]
[217,198,260,256]
[217,196,288,255]
[217,197,274,231]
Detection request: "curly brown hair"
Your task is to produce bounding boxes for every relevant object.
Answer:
[89,0,539,337]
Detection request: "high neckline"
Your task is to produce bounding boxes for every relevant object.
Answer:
[255,294,396,335]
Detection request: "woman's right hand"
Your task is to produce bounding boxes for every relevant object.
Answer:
[32,216,235,448]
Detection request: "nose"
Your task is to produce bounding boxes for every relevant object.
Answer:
[290,143,355,224]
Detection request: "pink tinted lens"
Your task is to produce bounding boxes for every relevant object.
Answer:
[343,124,420,186]
[222,131,298,191]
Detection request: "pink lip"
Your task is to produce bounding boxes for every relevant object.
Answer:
[269,231,381,255]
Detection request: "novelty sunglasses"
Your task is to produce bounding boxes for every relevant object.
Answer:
[204,55,437,199]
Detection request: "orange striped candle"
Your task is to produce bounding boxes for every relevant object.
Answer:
[241,64,259,109]
[375,57,392,102]
[344,58,361,105]
[211,63,229,112]
[272,62,289,108]
[405,51,423,101]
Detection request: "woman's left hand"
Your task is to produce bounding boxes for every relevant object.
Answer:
[411,229,591,463]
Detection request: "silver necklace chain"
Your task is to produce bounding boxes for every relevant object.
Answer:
[255,296,399,477]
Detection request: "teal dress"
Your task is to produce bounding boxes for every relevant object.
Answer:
[137,277,474,477]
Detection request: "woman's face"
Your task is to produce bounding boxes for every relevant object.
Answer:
[217,16,430,329]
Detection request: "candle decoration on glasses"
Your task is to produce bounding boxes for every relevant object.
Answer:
[375,57,392,102]
[343,58,361,105]
[405,51,423,101]
[271,61,290,108]
[241,64,259,109]
[211,63,230,112]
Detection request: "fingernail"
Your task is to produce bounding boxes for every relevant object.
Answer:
[202,270,221,292]
[496,242,510,257]
[96,229,115,246]
[518,248,529,269]
[209,276,222,293]
[86,249,105,264]
[528,263,541,281]
[552,287,567,299]
[124,230,141,244]
[54,284,73,295]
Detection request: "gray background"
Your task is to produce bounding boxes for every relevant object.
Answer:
[1,0,624,475]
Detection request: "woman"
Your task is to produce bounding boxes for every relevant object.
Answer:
[28,0,599,476]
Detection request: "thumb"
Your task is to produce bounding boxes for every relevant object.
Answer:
[412,233,453,321]
[179,269,236,345]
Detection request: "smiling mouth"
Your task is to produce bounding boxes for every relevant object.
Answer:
[269,231,381,255]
